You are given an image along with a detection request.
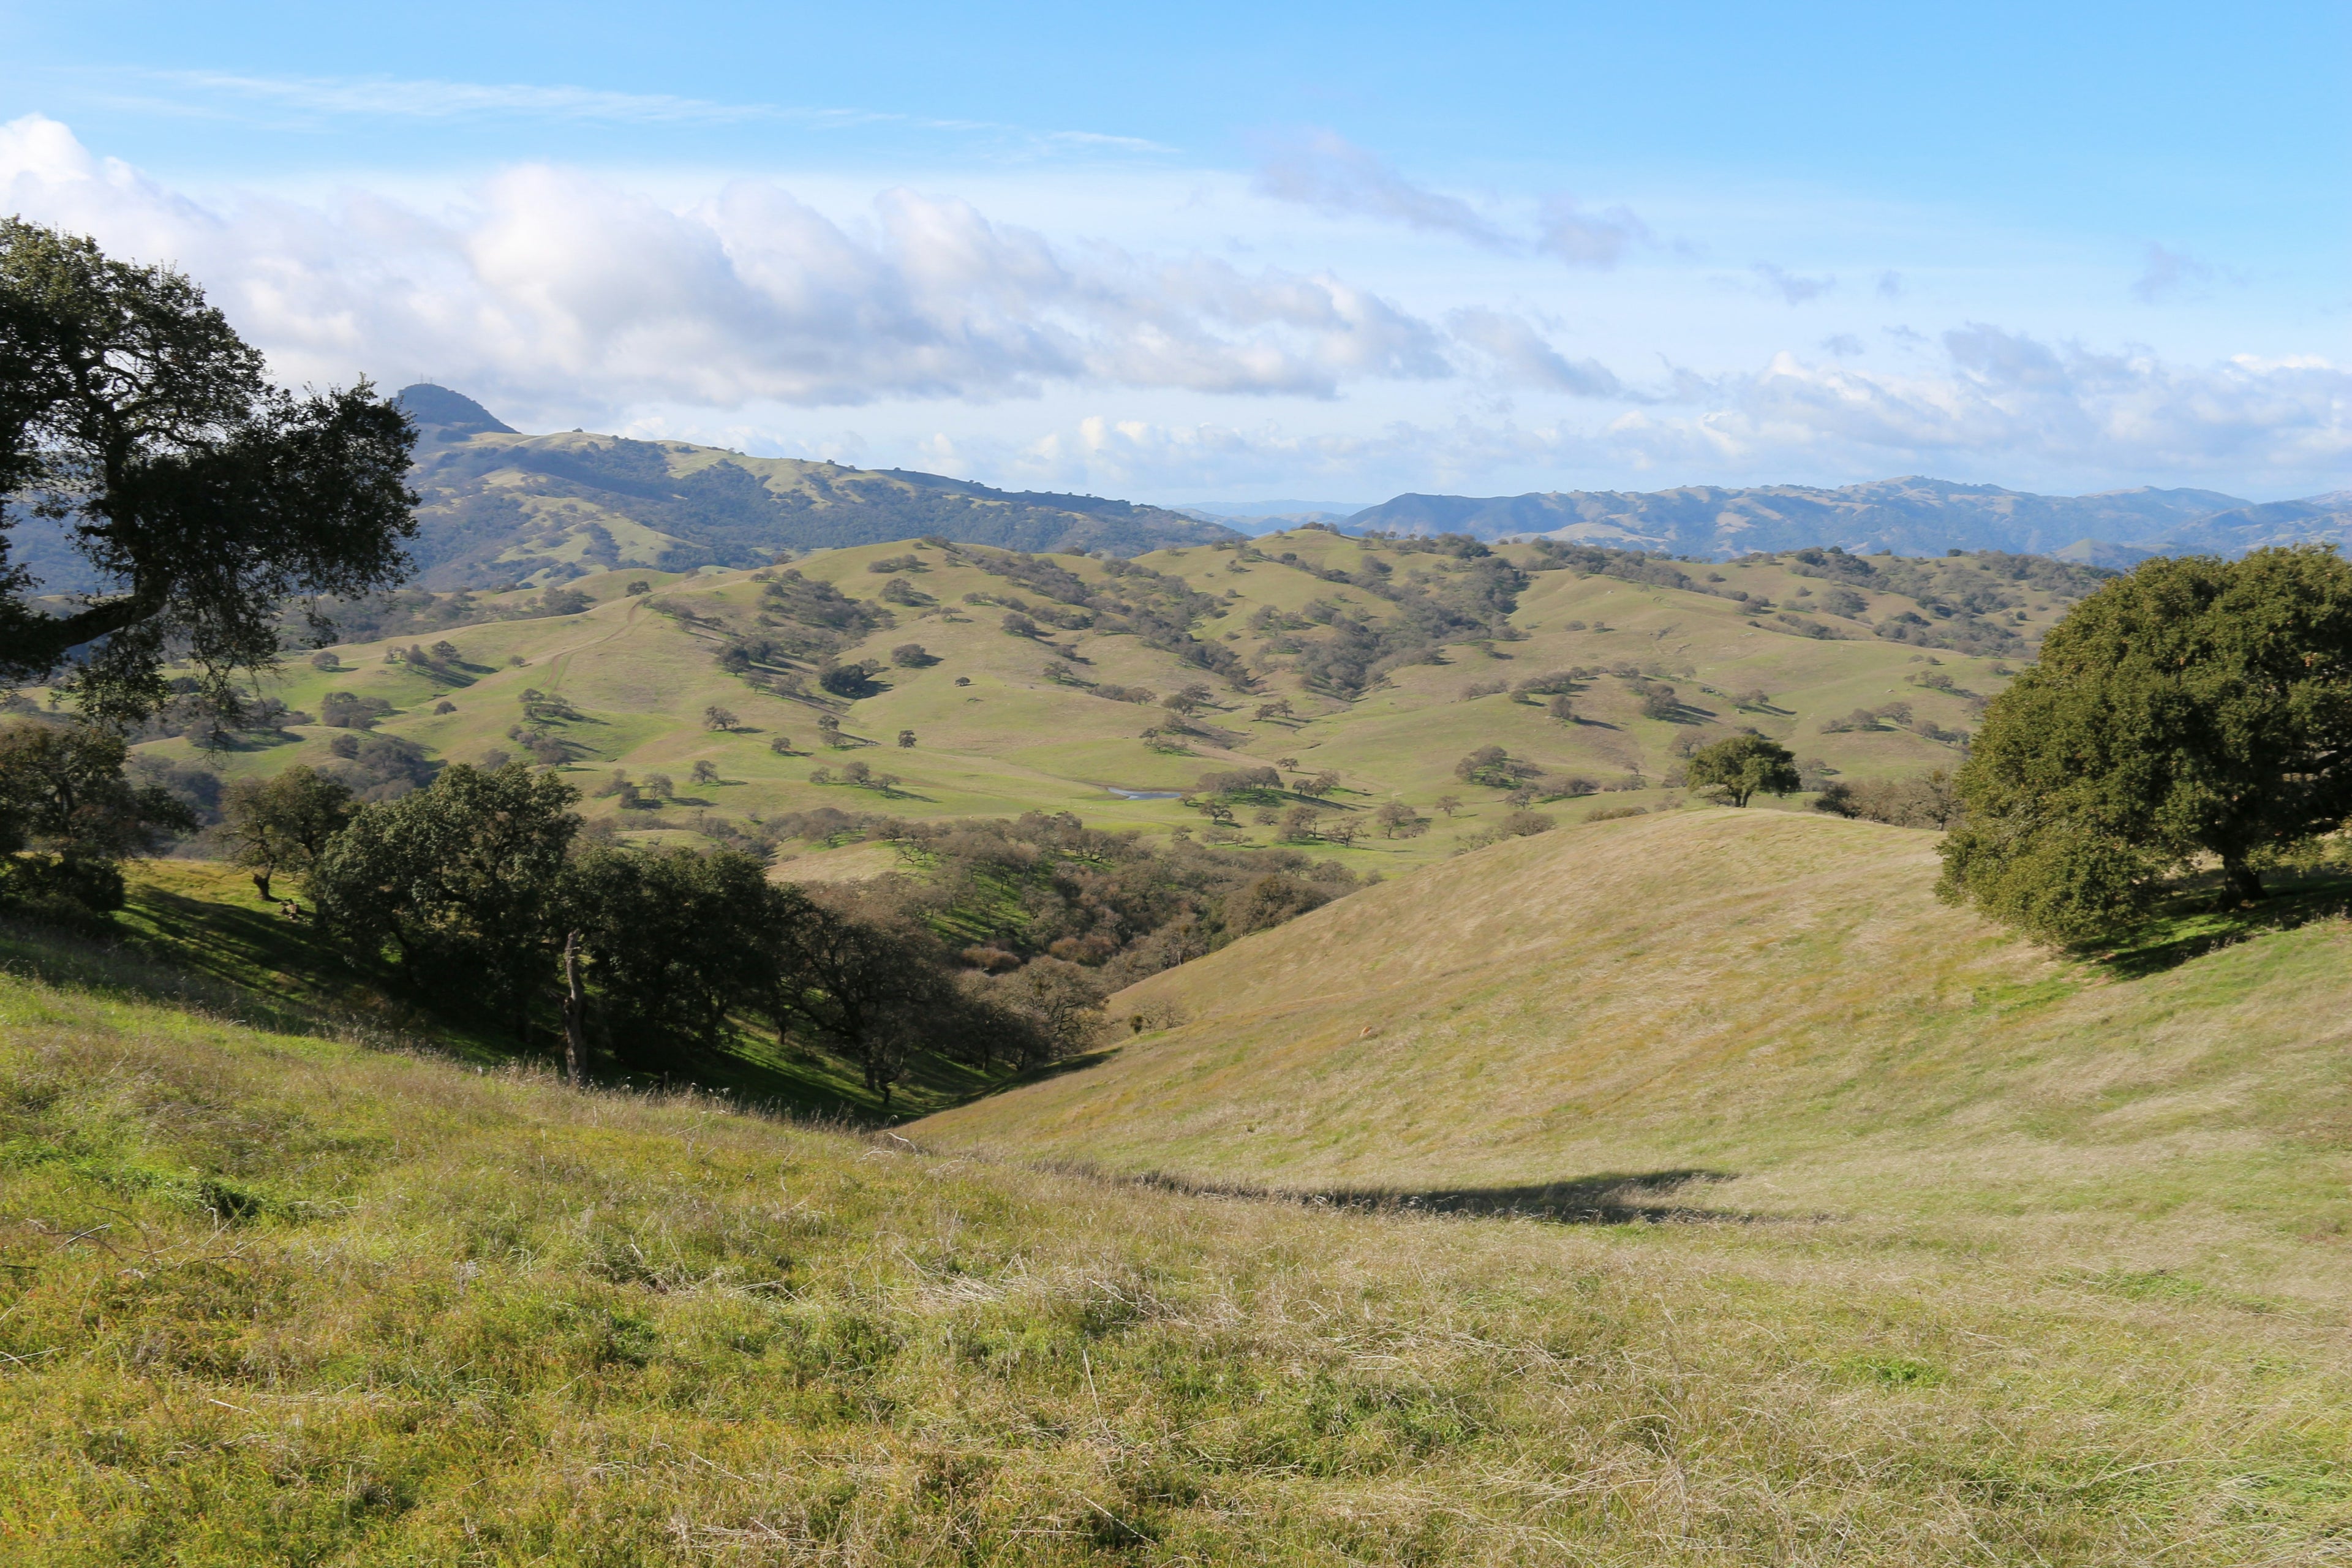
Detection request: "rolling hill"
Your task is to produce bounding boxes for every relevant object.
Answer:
[7,805,2351,1560]
[1344,477,2264,559]
[393,385,1239,590]
[107,530,2111,883]
[916,808,2352,1207]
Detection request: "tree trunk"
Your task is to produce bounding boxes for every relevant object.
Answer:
[250,869,273,901]
[2222,855,2267,905]
[560,930,591,1085]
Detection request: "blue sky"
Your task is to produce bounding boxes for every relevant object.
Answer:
[2,0,2344,503]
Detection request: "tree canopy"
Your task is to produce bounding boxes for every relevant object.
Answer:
[1940,547,2352,943]
[0,219,418,721]
[1685,734,1801,807]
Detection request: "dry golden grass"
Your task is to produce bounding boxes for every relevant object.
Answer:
[6,918,2352,1562]
[920,809,2352,1312]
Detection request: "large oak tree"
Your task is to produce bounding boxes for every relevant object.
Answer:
[1940,546,2352,942]
[0,219,417,722]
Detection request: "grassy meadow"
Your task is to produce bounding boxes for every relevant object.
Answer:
[4,904,2351,1564]
[100,530,2059,878]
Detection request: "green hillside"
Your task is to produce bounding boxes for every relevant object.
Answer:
[395,385,1238,588]
[918,809,2352,1282]
[105,530,2105,886]
[4,914,2350,1562]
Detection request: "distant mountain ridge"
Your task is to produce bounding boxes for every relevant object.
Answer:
[1340,477,2332,560]
[393,386,1238,589]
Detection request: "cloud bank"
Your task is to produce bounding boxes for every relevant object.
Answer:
[2,115,2343,497]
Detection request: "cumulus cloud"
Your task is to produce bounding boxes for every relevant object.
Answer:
[975,331,2351,496]
[0,115,1453,411]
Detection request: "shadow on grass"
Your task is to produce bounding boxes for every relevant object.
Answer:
[1054,1166,1755,1226]
[2094,873,2352,979]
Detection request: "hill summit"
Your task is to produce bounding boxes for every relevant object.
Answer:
[390,386,1237,589]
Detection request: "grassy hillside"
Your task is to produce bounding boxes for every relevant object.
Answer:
[918,809,2352,1304]
[397,386,1237,588]
[102,531,2101,884]
[4,923,2351,1562]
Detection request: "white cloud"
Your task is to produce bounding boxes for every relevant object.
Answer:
[5,116,2339,500]
[1253,130,1512,249]
[0,115,1452,413]
[957,330,2351,497]
[1445,308,1626,398]
[1256,131,1651,270]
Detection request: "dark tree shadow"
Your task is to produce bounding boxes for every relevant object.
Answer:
[1077,1166,1754,1226]
[2094,874,2352,979]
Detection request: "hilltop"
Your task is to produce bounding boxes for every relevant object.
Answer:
[917,809,2352,1199]
[107,531,2113,886]
[393,385,1238,590]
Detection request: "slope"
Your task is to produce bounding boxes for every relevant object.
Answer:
[1348,478,2255,557]
[394,385,1236,588]
[4,921,2350,1562]
[917,808,2352,1280]
[103,531,2106,886]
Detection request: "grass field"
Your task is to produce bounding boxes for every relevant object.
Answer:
[96,531,2068,875]
[918,808,2352,1370]
[5,902,2352,1564]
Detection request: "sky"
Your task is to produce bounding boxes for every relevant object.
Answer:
[1,0,2345,506]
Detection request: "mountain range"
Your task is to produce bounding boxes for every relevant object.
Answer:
[16,384,2342,598]
[392,385,1238,589]
[1341,477,2352,561]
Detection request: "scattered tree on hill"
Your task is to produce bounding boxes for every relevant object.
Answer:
[218,765,355,901]
[768,734,793,755]
[309,764,580,1035]
[1434,794,1463,817]
[557,845,784,1066]
[703,705,738,731]
[0,720,192,919]
[897,729,916,748]
[1001,612,1039,638]
[0,220,418,723]
[1684,734,1801,807]
[1814,771,1962,830]
[1941,548,2352,941]
[816,714,843,747]
[1454,746,1537,790]
[1547,695,1575,723]
[1295,769,1341,799]
[691,760,720,786]
[1374,801,1428,839]
[1279,804,1322,842]
[890,643,932,668]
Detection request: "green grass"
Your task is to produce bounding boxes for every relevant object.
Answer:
[922,809,2352,1313]
[4,921,2351,1562]
[94,532,2057,876]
